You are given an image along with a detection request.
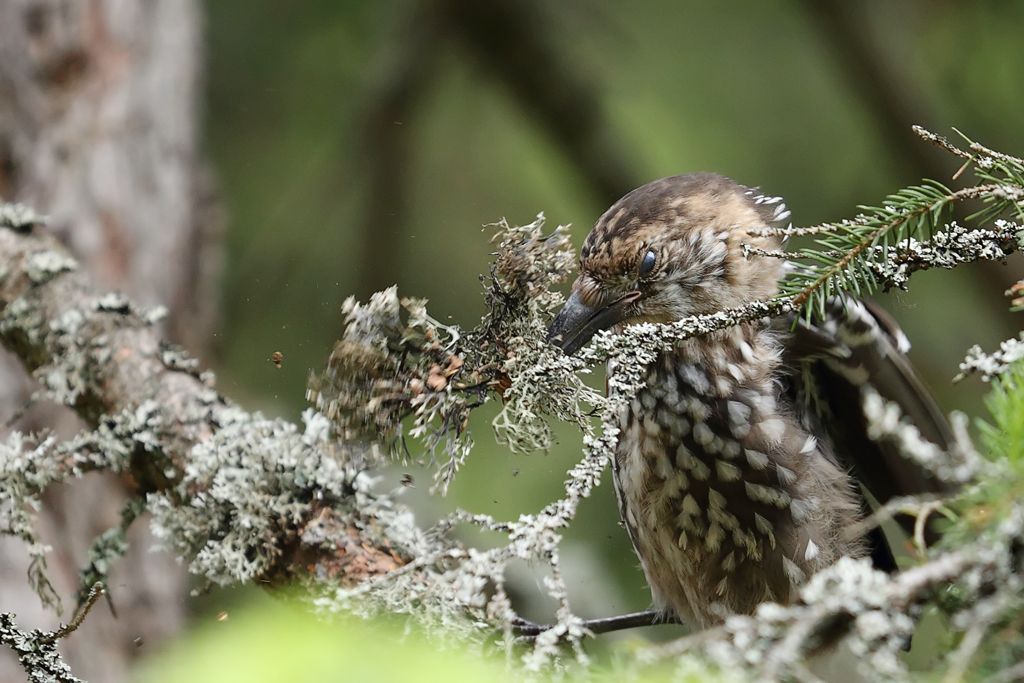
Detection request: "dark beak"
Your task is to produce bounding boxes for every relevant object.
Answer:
[546,290,641,355]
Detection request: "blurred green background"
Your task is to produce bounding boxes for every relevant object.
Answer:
[198,0,1024,648]
[138,600,694,683]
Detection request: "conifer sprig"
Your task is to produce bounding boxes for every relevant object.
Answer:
[778,127,1024,320]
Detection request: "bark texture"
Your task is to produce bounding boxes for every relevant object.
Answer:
[0,2,220,680]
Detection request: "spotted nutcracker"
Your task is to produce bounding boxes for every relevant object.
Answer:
[547,173,952,629]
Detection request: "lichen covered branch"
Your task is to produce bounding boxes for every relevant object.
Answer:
[0,213,432,607]
[3,127,1024,681]
[0,612,82,683]
[0,583,104,683]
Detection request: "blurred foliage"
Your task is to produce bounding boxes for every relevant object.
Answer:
[202,0,1024,640]
[981,361,1024,465]
[138,601,518,683]
[137,599,698,683]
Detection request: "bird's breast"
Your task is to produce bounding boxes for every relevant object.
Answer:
[611,333,860,624]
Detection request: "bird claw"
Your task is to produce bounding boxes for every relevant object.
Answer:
[509,616,548,637]
[509,609,679,638]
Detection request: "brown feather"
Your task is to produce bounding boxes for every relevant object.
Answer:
[550,173,950,626]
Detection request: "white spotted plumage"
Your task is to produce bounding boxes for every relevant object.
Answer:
[613,326,864,627]
[558,173,945,629]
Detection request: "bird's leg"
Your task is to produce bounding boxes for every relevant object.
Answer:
[511,609,681,637]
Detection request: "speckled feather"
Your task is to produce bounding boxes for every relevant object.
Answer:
[564,173,949,627]
[614,325,864,626]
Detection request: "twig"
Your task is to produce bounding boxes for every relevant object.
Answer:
[798,0,1024,312]
[1,395,36,430]
[842,493,951,542]
[942,617,991,683]
[512,609,680,637]
[790,184,1003,309]
[0,217,420,595]
[763,604,839,681]
[0,613,81,683]
[912,501,952,556]
[913,126,973,161]
[40,582,105,644]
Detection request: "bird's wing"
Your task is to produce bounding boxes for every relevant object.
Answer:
[779,297,955,538]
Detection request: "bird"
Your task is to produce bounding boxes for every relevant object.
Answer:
[546,173,953,629]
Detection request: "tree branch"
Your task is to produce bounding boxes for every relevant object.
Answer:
[0,217,421,591]
[0,612,82,683]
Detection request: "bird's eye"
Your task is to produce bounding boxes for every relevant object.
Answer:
[638,249,657,277]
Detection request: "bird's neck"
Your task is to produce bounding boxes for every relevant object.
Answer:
[656,323,780,398]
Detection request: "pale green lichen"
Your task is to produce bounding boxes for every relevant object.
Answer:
[305,215,613,667]
[148,409,410,587]
[0,432,63,611]
[307,214,586,494]
[77,497,144,607]
[0,202,46,231]
[6,151,1024,681]
[24,250,77,285]
[480,214,599,453]
[0,402,163,612]
[0,613,81,683]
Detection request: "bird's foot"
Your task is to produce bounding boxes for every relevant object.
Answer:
[511,609,681,637]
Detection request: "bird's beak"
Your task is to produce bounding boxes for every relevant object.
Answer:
[546,290,642,355]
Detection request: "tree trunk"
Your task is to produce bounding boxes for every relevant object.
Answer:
[0,1,220,680]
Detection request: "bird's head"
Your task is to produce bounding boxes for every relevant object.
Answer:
[547,173,789,354]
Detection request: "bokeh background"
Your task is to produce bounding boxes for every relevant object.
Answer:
[204,0,1024,640]
[2,1,1023,679]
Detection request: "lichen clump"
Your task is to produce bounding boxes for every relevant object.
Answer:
[307,213,587,491]
[148,409,360,586]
